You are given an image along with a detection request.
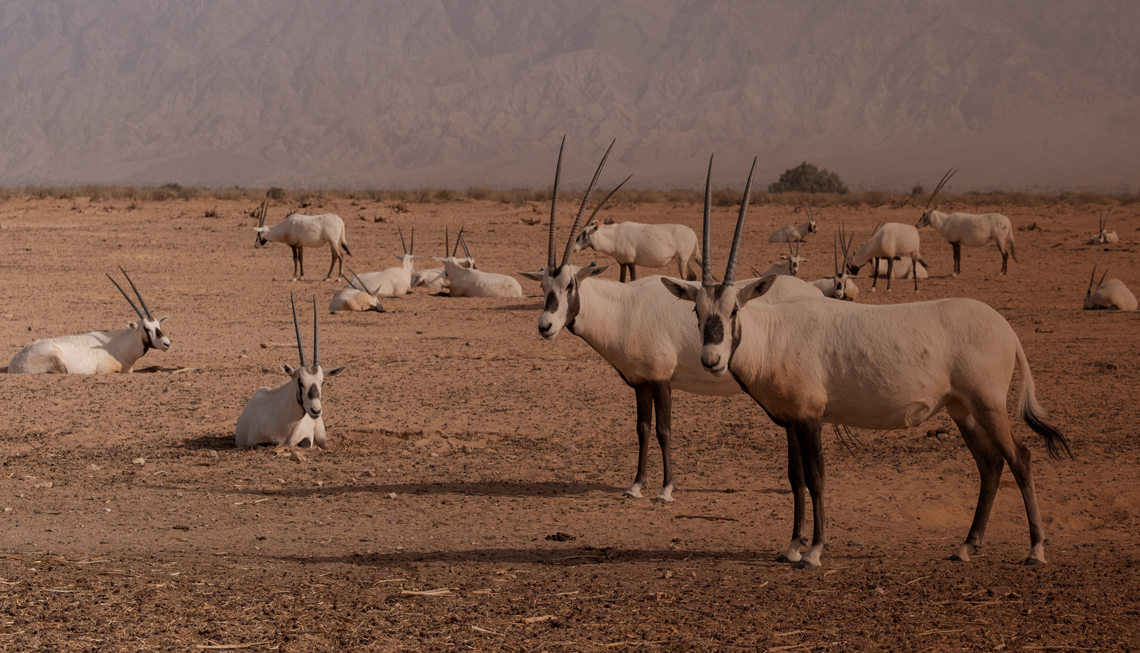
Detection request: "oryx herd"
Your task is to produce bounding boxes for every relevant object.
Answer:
[2,136,1133,572]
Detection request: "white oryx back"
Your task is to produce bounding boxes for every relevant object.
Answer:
[1083,266,1137,311]
[1087,209,1120,245]
[572,221,698,280]
[768,201,820,243]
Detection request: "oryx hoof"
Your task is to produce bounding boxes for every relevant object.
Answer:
[1022,557,1045,566]
[793,559,820,570]
[622,487,643,500]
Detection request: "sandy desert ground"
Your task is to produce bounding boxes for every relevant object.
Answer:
[0,190,1137,651]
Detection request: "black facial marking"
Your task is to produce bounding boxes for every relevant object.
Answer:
[703,314,725,345]
[544,290,560,314]
[308,385,319,400]
[564,278,582,333]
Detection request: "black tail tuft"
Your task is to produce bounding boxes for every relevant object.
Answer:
[341,239,352,257]
[1023,407,1072,460]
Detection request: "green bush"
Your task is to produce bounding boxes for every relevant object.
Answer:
[768,162,849,194]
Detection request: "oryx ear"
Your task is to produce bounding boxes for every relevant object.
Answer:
[158,315,170,323]
[518,269,546,281]
[660,277,699,302]
[410,256,423,262]
[740,274,779,304]
[324,366,346,378]
[127,321,139,330]
[432,256,447,263]
[254,226,269,234]
[280,363,297,376]
[574,264,607,281]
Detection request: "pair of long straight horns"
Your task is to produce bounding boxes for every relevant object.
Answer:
[444,226,470,258]
[834,223,855,276]
[1098,208,1112,232]
[344,265,378,296]
[700,154,757,287]
[256,199,269,228]
[546,136,632,270]
[106,267,156,323]
[1087,265,1109,295]
[398,225,414,255]
[290,292,320,368]
[925,168,958,210]
[797,198,816,223]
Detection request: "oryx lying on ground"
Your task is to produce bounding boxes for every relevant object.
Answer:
[756,239,807,277]
[253,199,351,281]
[523,145,821,502]
[411,228,475,291]
[846,222,928,292]
[236,294,345,448]
[811,225,858,301]
[663,158,1070,569]
[1083,266,1137,311]
[8,268,171,374]
[436,231,523,298]
[768,200,820,243]
[1087,209,1120,245]
[571,219,698,282]
[328,267,385,313]
[915,169,1016,275]
[352,226,421,295]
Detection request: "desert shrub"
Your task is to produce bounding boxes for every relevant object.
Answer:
[911,185,925,197]
[266,187,286,201]
[769,162,849,194]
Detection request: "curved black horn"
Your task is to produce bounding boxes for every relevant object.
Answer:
[106,273,145,322]
[312,295,320,368]
[117,266,154,320]
[925,168,958,210]
[398,225,407,254]
[723,157,757,285]
[561,139,616,267]
[702,155,714,287]
[290,292,307,368]
[548,136,565,270]
[833,233,840,276]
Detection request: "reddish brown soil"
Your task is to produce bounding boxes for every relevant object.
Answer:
[0,195,1137,651]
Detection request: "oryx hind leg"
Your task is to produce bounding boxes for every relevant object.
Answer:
[791,421,826,569]
[290,246,301,281]
[623,385,654,499]
[947,403,1003,562]
[776,426,810,564]
[47,350,68,374]
[952,242,961,275]
[325,243,339,281]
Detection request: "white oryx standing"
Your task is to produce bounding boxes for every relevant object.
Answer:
[768,200,820,243]
[1083,266,1137,311]
[662,160,1070,569]
[523,144,822,502]
[571,220,698,283]
[1087,209,1120,245]
[351,226,421,295]
[811,225,858,301]
[236,294,345,448]
[8,268,171,374]
[253,200,351,281]
[846,222,928,292]
[756,239,807,277]
[328,267,385,313]
[436,231,523,298]
[915,169,1016,275]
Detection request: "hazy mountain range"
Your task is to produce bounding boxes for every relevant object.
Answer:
[0,0,1137,191]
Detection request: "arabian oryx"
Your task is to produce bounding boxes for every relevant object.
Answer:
[1083,265,1137,311]
[236,294,345,448]
[1087,209,1120,245]
[253,199,351,281]
[811,225,858,301]
[768,200,820,243]
[328,266,385,313]
[351,226,421,295]
[662,157,1070,569]
[522,144,822,502]
[8,268,171,374]
[410,227,475,291]
[756,239,808,277]
[846,222,928,292]
[435,231,523,298]
[571,220,699,282]
[915,169,1017,275]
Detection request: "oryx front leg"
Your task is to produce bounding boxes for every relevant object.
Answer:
[777,426,810,564]
[948,406,1002,562]
[951,242,961,276]
[885,258,895,292]
[792,421,827,569]
[650,381,674,502]
[624,385,654,499]
[313,417,328,450]
[290,246,302,281]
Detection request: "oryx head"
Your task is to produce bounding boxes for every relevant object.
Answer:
[344,265,385,313]
[782,239,807,276]
[433,226,477,270]
[253,199,270,248]
[1083,264,1110,310]
[572,221,605,253]
[107,267,171,352]
[395,225,422,267]
[832,223,857,301]
[282,294,345,421]
[519,137,630,339]
[662,155,776,376]
[916,168,956,229]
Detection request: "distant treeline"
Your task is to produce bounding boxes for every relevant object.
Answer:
[3,182,1138,209]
